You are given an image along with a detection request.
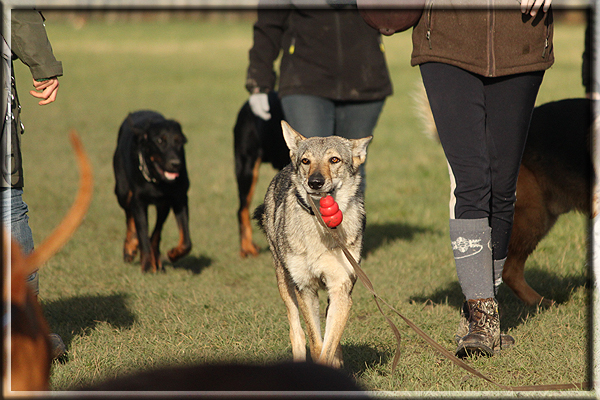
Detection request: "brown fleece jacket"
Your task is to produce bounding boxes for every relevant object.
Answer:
[411,3,554,77]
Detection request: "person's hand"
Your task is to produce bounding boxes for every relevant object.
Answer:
[521,0,551,17]
[29,77,59,105]
[249,92,271,120]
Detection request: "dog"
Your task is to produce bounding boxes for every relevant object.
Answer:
[4,132,92,393]
[502,97,594,307]
[254,121,371,368]
[113,111,191,273]
[419,95,594,307]
[234,91,289,257]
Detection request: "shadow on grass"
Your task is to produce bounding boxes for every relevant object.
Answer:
[170,254,212,275]
[42,293,136,359]
[408,265,588,331]
[363,222,437,257]
[342,343,393,376]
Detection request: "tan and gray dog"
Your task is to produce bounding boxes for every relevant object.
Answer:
[254,121,371,368]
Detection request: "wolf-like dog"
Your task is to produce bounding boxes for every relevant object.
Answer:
[254,121,372,368]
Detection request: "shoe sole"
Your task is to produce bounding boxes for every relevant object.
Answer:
[455,343,495,358]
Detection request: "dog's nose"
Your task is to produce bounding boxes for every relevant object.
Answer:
[308,173,325,190]
[167,159,181,170]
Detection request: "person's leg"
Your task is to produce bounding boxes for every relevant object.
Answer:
[334,100,385,192]
[420,62,499,356]
[420,62,494,298]
[2,187,38,294]
[280,94,335,138]
[2,187,66,358]
[483,71,544,292]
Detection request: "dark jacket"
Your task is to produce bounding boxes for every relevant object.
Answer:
[246,3,393,101]
[411,1,554,77]
[2,10,62,187]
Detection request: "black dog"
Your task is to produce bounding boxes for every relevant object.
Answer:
[234,92,289,257]
[114,111,191,272]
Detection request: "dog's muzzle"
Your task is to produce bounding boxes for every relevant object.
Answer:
[308,173,325,190]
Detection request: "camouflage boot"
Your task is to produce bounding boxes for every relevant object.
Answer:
[455,298,501,358]
[454,301,515,350]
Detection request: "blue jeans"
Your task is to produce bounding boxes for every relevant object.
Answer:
[280,95,385,191]
[2,187,38,295]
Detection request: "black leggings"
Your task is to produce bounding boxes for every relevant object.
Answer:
[420,62,544,260]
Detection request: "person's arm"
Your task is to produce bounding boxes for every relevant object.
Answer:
[245,5,290,94]
[11,10,62,105]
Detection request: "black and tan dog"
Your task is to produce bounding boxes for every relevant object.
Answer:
[114,111,191,273]
[234,92,289,257]
[504,98,594,307]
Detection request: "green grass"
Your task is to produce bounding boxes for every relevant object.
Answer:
[13,14,590,393]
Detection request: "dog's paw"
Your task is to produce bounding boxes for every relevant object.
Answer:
[167,245,192,262]
[123,251,137,263]
[240,243,260,258]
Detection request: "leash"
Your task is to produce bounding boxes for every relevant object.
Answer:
[305,195,588,391]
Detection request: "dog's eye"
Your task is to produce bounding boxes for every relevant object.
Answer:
[301,158,310,165]
[330,157,341,164]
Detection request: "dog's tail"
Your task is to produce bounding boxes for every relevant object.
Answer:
[413,81,439,143]
[252,204,266,232]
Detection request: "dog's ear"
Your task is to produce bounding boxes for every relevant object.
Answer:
[281,121,306,163]
[351,136,373,168]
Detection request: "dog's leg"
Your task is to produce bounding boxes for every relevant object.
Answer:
[150,203,171,272]
[131,202,154,273]
[275,262,306,361]
[168,200,192,262]
[123,208,139,263]
[296,286,324,362]
[238,157,262,257]
[319,256,355,368]
[504,166,556,307]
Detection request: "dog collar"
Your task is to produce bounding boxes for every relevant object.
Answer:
[138,150,156,183]
[295,190,315,215]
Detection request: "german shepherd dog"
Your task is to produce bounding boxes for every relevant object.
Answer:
[254,121,372,368]
[502,97,594,307]
[113,111,192,273]
[234,92,289,257]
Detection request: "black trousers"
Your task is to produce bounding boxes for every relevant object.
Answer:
[420,62,544,260]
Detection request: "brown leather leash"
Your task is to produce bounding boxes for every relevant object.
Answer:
[306,195,589,391]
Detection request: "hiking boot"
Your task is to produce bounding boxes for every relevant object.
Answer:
[49,333,67,360]
[454,301,515,350]
[455,298,500,358]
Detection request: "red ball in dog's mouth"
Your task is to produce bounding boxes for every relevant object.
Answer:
[319,195,343,228]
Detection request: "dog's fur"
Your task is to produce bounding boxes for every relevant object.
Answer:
[113,111,192,273]
[254,121,371,368]
[503,98,594,306]
[234,92,289,257]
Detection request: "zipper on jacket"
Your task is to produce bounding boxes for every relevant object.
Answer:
[289,37,295,55]
[541,37,548,58]
[541,10,551,58]
[426,0,433,49]
[487,6,495,76]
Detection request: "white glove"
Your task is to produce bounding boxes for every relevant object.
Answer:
[249,93,271,120]
[521,0,551,16]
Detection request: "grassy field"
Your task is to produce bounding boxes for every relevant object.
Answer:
[12,12,590,394]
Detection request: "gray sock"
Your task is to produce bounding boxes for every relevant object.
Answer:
[449,218,494,300]
[493,257,506,296]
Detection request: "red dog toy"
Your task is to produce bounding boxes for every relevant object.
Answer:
[319,195,343,228]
